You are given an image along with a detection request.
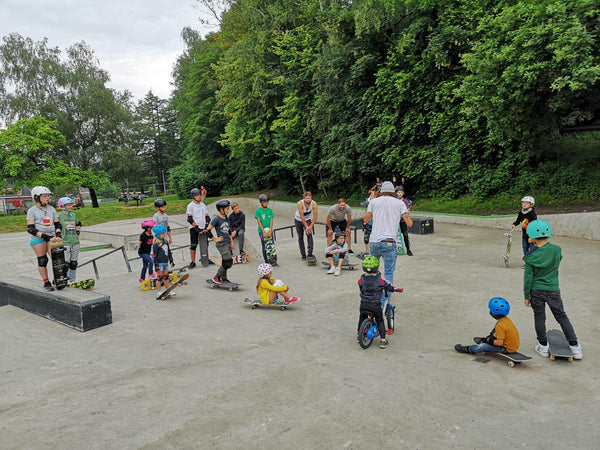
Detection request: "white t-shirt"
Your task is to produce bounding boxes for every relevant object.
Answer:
[186,201,208,228]
[367,195,408,243]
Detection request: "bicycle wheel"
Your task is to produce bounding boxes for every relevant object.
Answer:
[358,317,375,349]
[386,305,395,333]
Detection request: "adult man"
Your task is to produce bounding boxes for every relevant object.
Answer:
[187,187,211,269]
[363,181,412,305]
[326,198,353,253]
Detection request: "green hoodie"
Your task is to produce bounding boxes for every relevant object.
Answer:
[523,242,562,298]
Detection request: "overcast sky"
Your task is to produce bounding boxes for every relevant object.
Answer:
[0,0,214,100]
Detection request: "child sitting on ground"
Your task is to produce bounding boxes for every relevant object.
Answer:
[152,224,175,299]
[256,263,299,305]
[358,255,402,349]
[454,297,520,355]
[325,231,349,276]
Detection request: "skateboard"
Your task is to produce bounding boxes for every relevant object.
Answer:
[199,231,210,267]
[243,297,297,310]
[321,261,357,270]
[156,273,190,300]
[547,329,574,362]
[306,255,317,266]
[397,225,405,255]
[68,279,95,290]
[50,240,69,290]
[140,267,186,290]
[217,253,251,266]
[501,230,513,268]
[264,236,277,264]
[472,337,532,367]
[206,279,241,291]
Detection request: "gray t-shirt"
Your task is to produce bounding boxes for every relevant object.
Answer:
[152,212,170,229]
[26,205,59,235]
[328,204,352,222]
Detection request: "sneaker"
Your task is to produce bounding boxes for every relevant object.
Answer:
[407,250,413,256]
[348,249,354,254]
[188,262,196,269]
[169,291,176,297]
[569,344,583,360]
[454,344,471,354]
[535,343,550,358]
[285,296,299,304]
[208,259,215,265]
[155,290,163,299]
[334,267,341,276]
[326,266,335,274]
[379,339,389,349]
[43,281,54,292]
[212,275,222,284]
[301,256,307,261]
[149,273,157,279]
[138,278,144,283]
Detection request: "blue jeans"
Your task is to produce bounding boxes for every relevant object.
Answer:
[259,233,267,263]
[522,233,534,256]
[140,253,154,279]
[468,343,508,354]
[369,241,398,306]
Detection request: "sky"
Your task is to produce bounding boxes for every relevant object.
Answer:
[0,0,214,100]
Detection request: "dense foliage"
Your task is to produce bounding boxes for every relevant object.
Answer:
[170,0,600,200]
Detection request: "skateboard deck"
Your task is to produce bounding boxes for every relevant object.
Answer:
[217,254,251,266]
[264,236,277,264]
[206,279,241,291]
[50,241,69,290]
[156,273,189,300]
[501,231,513,268]
[472,338,532,367]
[306,255,317,266]
[397,225,405,255]
[199,232,210,267]
[243,297,296,310]
[140,267,185,290]
[321,261,357,270]
[547,329,574,362]
[68,279,95,290]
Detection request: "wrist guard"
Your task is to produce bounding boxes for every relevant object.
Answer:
[41,233,52,242]
[27,224,39,237]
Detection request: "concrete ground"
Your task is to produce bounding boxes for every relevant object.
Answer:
[1,203,599,449]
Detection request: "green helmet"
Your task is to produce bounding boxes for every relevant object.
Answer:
[362,255,380,273]
[527,220,551,239]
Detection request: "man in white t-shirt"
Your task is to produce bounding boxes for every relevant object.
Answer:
[363,181,413,305]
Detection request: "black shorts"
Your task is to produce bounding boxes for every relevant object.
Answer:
[189,227,200,246]
[330,220,348,233]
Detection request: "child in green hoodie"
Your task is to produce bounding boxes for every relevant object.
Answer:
[523,220,582,359]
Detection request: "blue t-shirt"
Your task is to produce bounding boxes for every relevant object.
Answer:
[210,215,231,243]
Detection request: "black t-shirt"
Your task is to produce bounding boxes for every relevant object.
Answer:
[138,231,153,255]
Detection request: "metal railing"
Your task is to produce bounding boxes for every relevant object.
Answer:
[79,246,131,280]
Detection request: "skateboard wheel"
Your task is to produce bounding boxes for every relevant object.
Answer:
[251,305,257,309]
[550,355,555,361]
[568,357,573,362]
[280,306,286,311]
[348,266,354,270]
[507,361,515,367]
[209,285,214,289]
[228,288,233,292]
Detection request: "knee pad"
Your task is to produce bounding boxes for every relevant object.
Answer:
[189,244,197,251]
[37,255,49,267]
[222,258,233,269]
[68,260,78,270]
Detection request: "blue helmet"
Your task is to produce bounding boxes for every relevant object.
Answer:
[488,297,510,316]
[527,220,551,239]
[151,224,167,236]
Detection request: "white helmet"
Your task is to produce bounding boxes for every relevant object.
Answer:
[31,186,52,197]
[257,263,273,278]
[521,196,535,205]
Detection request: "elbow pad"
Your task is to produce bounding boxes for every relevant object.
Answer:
[76,221,82,227]
[166,225,171,232]
[27,224,39,237]
[187,216,195,225]
[206,229,214,239]
[54,221,62,232]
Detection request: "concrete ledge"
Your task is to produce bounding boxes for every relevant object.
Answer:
[0,278,112,331]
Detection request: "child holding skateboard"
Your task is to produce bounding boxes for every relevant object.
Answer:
[206,199,234,284]
[152,198,172,244]
[229,202,246,257]
[357,255,402,349]
[255,194,275,264]
[152,224,175,299]
[325,231,348,276]
[523,220,582,359]
[397,186,413,256]
[510,196,537,257]
[187,188,211,269]
[135,219,156,283]
[57,197,82,282]
[454,297,520,355]
[256,263,299,305]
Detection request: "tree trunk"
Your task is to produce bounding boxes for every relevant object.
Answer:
[89,187,100,208]
[299,173,306,194]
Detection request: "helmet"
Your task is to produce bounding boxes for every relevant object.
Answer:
[334,231,345,239]
[31,186,52,198]
[258,194,269,202]
[57,197,74,208]
[380,181,395,193]
[141,219,157,229]
[190,188,201,198]
[521,196,535,205]
[154,198,167,208]
[527,220,551,239]
[216,199,231,211]
[151,224,167,236]
[362,255,380,273]
[396,185,405,193]
[257,263,273,277]
[488,297,510,316]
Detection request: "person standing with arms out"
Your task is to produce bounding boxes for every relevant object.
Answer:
[363,181,412,306]
[326,198,353,253]
[294,191,318,261]
[186,187,210,269]
[152,198,172,244]
[57,197,82,282]
[255,194,274,263]
[26,186,62,291]
[229,202,246,257]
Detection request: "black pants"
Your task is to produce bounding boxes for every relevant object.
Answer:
[399,221,411,253]
[358,304,386,340]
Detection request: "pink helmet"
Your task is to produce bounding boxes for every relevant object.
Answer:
[141,219,157,229]
[257,263,273,278]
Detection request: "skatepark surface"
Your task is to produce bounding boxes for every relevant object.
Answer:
[1,200,599,449]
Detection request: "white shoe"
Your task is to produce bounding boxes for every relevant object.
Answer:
[326,266,335,274]
[334,267,341,276]
[569,344,583,360]
[169,291,176,297]
[155,290,163,299]
[535,343,549,358]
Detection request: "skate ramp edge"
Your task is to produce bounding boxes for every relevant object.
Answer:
[0,278,112,332]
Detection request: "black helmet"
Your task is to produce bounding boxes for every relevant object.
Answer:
[154,198,167,207]
[334,231,345,239]
[258,194,269,202]
[216,199,231,211]
[190,188,201,198]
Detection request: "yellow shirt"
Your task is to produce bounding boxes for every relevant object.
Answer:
[495,316,520,353]
[257,277,288,304]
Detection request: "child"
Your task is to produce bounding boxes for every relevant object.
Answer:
[523,220,582,359]
[229,202,246,257]
[206,199,234,283]
[57,197,82,282]
[152,198,172,244]
[325,231,348,276]
[187,187,211,269]
[152,224,175,299]
[255,194,275,263]
[135,219,157,283]
[256,263,299,305]
[397,186,413,256]
[454,297,520,355]
[357,255,402,349]
[511,196,537,257]
[26,186,62,291]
